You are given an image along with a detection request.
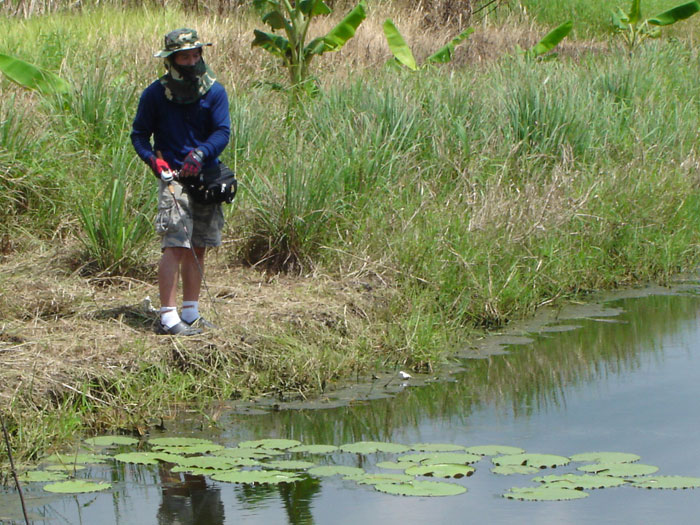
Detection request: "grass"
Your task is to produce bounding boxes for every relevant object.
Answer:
[2,0,700,466]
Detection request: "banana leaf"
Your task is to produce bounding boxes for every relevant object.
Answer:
[628,0,642,24]
[0,53,70,95]
[648,1,700,26]
[427,27,475,64]
[382,19,417,71]
[527,20,573,59]
[252,30,290,58]
[299,0,331,16]
[321,1,367,52]
[262,10,287,30]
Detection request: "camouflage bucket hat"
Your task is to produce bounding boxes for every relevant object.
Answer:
[154,28,212,58]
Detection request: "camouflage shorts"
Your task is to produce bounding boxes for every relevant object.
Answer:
[155,180,224,249]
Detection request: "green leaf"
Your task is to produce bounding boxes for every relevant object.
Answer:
[503,486,589,501]
[19,470,69,482]
[374,480,466,497]
[43,480,112,494]
[113,452,181,465]
[400,452,481,465]
[339,441,411,454]
[569,452,640,464]
[299,0,332,16]
[308,465,365,477]
[237,439,302,450]
[492,453,570,469]
[411,443,467,453]
[345,473,414,485]
[632,476,700,489]
[426,27,475,64]
[263,460,317,470]
[171,456,244,470]
[149,437,216,448]
[84,435,139,447]
[152,444,225,455]
[0,53,70,95]
[465,445,525,456]
[376,461,417,470]
[262,10,288,30]
[322,1,367,52]
[288,444,339,454]
[578,462,658,477]
[252,30,291,59]
[213,447,280,459]
[648,1,700,26]
[629,0,642,25]
[43,453,109,464]
[527,21,573,59]
[211,469,302,484]
[533,474,627,490]
[382,19,417,71]
[491,465,541,475]
[46,464,85,472]
[404,463,476,478]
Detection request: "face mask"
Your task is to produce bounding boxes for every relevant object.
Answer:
[172,58,206,81]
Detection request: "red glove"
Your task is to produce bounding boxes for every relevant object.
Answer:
[149,156,171,178]
[181,149,204,178]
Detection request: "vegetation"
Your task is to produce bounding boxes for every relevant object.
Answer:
[2,0,700,466]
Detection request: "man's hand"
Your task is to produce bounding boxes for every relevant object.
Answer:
[181,149,204,178]
[149,156,171,179]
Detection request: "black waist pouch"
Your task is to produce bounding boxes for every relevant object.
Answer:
[183,163,237,205]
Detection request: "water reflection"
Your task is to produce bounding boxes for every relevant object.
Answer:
[157,468,224,525]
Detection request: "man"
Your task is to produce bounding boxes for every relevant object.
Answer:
[131,28,231,335]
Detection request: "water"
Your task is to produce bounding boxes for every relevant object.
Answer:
[3,290,700,524]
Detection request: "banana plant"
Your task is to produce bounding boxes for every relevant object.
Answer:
[383,19,475,71]
[0,53,69,95]
[520,20,573,60]
[612,0,700,52]
[252,0,367,93]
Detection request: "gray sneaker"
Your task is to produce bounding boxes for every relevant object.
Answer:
[185,317,217,330]
[156,321,203,336]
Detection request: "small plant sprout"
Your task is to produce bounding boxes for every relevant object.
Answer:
[516,21,573,61]
[383,19,475,71]
[251,0,367,95]
[612,0,700,52]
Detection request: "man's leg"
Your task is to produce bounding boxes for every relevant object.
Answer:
[181,246,206,302]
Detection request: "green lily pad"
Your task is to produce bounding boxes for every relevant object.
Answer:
[148,437,216,448]
[409,443,467,452]
[263,460,317,470]
[632,476,700,489]
[170,466,225,476]
[569,452,640,464]
[43,480,112,494]
[399,452,481,465]
[113,452,181,465]
[237,439,302,450]
[84,436,139,447]
[152,444,225,455]
[374,480,467,497]
[19,470,69,482]
[213,447,281,459]
[465,445,525,456]
[46,464,86,472]
[491,465,541,475]
[288,444,339,454]
[533,474,626,490]
[43,453,109,464]
[493,453,570,469]
[211,469,302,484]
[307,465,365,477]
[376,461,417,470]
[404,463,476,478]
[171,456,243,470]
[577,463,658,477]
[339,441,411,454]
[344,473,414,485]
[503,486,589,501]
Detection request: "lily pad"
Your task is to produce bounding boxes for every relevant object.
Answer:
[171,456,243,470]
[263,460,316,470]
[213,447,281,459]
[503,486,589,501]
[409,443,467,452]
[19,470,69,482]
[170,466,225,476]
[569,452,640,464]
[211,469,302,484]
[43,453,108,464]
[577,463,658,477]
[152,444,225,455]
[148,437,216,448]
[533,474,626,490]
[465,445,525,456]
[493,453,570,469]
[237,439,302,450]
[404,463,476,479]
[46,464,86,472]
[374,480,467,497]
[114,452,181,465]
[376,461,417,470]
[288,444,339,454]
[307,465,365,477]
[632,476,700,489]
[491,465,541,475]
[43,480,112,494]
[344,473,414,485]
[399,452,480,465]
[339,441,411,454]
[84,435,139,447]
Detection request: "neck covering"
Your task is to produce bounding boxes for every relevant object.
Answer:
[160,57,216,104]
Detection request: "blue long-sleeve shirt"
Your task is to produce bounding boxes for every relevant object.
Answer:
[131,80,230,170]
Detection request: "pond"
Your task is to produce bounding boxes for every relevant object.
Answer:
[2,286,700,524]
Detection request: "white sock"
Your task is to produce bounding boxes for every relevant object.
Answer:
[181,301,199,324]
[160,307,181,328]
